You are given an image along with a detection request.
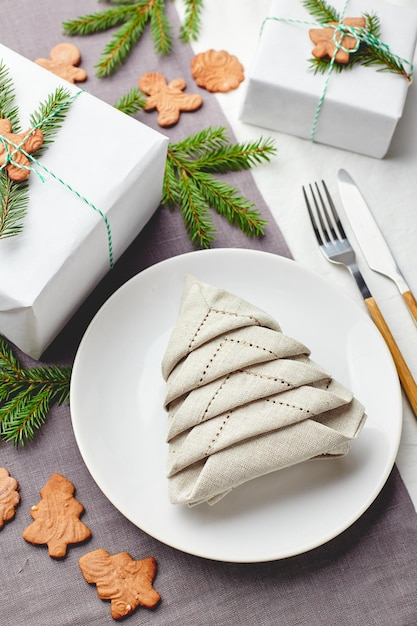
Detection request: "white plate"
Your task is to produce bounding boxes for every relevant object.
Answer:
[70,249,402,562]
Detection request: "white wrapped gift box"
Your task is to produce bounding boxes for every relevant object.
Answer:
[239,0,417,158]
[0,44,168,358]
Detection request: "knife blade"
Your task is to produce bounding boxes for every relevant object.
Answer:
[337,169,417,324]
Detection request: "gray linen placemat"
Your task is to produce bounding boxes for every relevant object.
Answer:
[1,2,417,625]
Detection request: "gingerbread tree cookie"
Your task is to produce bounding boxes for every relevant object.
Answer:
[309,17,366,64]
[0,119,44,182]
[0,468,20,529]
[35,43,88,83]
[79,549,161,620]
[22,473,91,558]
[139,72,203,127]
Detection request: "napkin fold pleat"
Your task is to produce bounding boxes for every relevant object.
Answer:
[162,275,367,506]
[166,356,331,440]
[167,378,363,476]
[164,326,309,407]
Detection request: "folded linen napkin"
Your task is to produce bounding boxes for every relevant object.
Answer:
[162,275,366,506]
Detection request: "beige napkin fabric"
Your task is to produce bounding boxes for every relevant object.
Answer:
[162,275,367,506]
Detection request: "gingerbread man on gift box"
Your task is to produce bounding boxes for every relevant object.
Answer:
[0,118,43,182]
[309,17,366,63]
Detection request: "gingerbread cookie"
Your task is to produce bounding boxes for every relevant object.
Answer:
[0,468,20,529]
[22,473,91,558]
[0,119,44,182]
[309,17,366,64]
[35,43,88,83]
[139,72,203,127]
[191,49,244,92]
[79,549,161,620]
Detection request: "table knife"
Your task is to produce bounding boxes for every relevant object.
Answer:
[337,169,417,324]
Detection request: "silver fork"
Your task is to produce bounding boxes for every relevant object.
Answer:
[303,180,417,415]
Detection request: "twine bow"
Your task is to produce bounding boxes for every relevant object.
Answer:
[0,90,114,268]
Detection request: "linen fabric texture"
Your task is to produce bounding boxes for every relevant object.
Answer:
[163,275,366,506]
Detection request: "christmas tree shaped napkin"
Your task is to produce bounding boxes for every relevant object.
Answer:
[162,275,366,506]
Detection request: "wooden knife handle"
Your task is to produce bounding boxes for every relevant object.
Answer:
[365,296,417,416]
[402,290,417,325]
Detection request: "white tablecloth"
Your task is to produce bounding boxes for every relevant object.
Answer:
[177,0,417,508]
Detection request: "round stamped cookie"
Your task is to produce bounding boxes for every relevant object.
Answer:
[191,49,244,92]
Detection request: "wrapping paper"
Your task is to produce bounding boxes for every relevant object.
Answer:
[163,275,366,506]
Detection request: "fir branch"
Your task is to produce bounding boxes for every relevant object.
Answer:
[29,86,73,153]
[0,62,30,239]
[302,0,339,24]
[114,87,146,115]
[62,5,137,36]
[179,0,204,43]
[63,0,173,78]
[163,127,274,248]
[0,337,71,446]
[0,174,29,239]
[149,0,173,54]
[95,9,152,77]
[0,61,20,131]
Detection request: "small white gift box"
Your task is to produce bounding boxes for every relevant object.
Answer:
[239,0,417,157]
[0,44,168,358]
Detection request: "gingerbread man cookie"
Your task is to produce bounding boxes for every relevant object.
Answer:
[139,72,203,127]
[0,119,44,182]
[0,468,20,529]
[22,473,91,558]
[309,17,366,64]
[79,549,161,620]
[191,49,244,92]
[35,43,88,83]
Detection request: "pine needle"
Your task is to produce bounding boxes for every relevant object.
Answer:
[0,337,71,446]
[163,126,275,248]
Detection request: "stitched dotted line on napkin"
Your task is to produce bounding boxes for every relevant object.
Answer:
[206,412,232,456]
[200,375,230,425]
[189,307,262,351]
[198,337,281,386]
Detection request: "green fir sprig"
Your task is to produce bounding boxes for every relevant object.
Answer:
[62,0,204,77]
[179,0,204,42]
[0,337,71,447]
[0,62,73,239]
[30,86,76,154]
[163,127,274,248]
[305,0,412,81]
[114,86,146,115]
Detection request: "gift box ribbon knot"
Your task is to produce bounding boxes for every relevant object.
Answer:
[0,88,114,268]
[260,0,414,142]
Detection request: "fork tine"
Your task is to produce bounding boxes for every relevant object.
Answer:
[304,181,346,245]
[302,185,324,246]
[321,180,347,240]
